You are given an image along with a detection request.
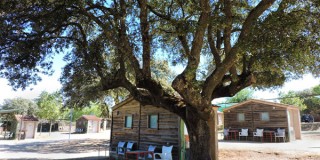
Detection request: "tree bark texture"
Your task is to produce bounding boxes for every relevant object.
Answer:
[185,107,218,160]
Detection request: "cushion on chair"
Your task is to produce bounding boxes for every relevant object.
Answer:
[147,145,156,158]
[117,141,126,155]
[154,145,173,160]
[126,142,135,151]
[240,129,248,136]
[256,129,264,136]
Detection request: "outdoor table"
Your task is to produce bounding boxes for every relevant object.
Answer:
[98,144,108,157]
[125,150,154,160]
[228,130,239,140]
[264,130,275,142]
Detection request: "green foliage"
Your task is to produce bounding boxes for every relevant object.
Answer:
[279,91,307,111]
[1,98,38,115]
[225,88,254,103]
[294,85,320,114]
[36,91,62,121]
[61,101,105,121]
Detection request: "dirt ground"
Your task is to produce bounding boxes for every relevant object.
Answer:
[0,130,320,159]
[219,131,320,160]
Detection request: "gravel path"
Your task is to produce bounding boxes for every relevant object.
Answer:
[0,131,111,159]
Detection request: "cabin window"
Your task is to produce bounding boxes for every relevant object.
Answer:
[261,112,270,121]
[237,113,245,122]
[125,115,133,128]
[148,114,158,129]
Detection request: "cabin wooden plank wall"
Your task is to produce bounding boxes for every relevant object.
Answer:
[224,102,289,140]
[111,99,180,160]
[111,100,140,149]
[139,105,180,160]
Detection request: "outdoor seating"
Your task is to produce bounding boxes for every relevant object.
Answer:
[126,141,135,152]
[154,145,173,160]
[274,128,286,142]
[253,129,264,142]
[223,128,230,140]
[239,128,248,141]
[116,141,127,155]
[137,145,156,160]
[4,132,13,139]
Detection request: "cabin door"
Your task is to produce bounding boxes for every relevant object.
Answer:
[92,121,98,133]
[25,122,35,138]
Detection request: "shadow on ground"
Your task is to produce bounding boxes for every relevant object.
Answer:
[0,139,110,154]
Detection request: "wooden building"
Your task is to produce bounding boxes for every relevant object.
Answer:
[110,97,186,160]
[15,115,39,139]
[76,115,101,133]
[223,99,301,142]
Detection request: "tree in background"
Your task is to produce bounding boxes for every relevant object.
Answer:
[1,1,320,159]
[280,91,307,111]
[36,91,62,135]
[282,85,320,119]
[1,98,38,115]
[225,88,255,103]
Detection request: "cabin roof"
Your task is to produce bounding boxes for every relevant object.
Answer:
[222,99,299,112]
[79,115,101,121]
[112,97,135,111]
[15,115,39,121]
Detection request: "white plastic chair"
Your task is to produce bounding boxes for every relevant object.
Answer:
[139,145,156,160]
[223,129,229,140]
[116,141,126,155]
[239,128,248,141]
[154,145,173,160]
[126,141,135,152]
[274,128,286,142]
[253,129,264,141]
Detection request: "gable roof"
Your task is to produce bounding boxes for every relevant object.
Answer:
[15,115,39,121]
[222,99,299,112]
[112,97,135,111]
[80,115,101,121]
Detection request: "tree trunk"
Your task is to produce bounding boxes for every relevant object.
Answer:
[39,122,42,136]
[185,107,218,160]
[49,120,52,136]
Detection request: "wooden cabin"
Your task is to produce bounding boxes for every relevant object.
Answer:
[15,115,39,139]
[110,97,186,160]
[223,99,301,142]
[76,115,101,133]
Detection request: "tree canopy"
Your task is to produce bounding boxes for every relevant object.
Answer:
[1,0,319,159]
[225,88,255,103]
[36,91,61,121]
[1,97,38,115]
[280,85,320,114]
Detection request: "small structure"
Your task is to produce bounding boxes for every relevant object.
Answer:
[15,115,39,139]
[76,115,101,133]
[223,99,301,142]
[110,97,186,160]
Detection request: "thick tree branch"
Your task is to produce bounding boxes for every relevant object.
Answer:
[138,0,151,79]
[172,0,210,110]
[202,0,276,100]
[207,24,221,66]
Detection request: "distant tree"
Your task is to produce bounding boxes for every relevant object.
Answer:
[36,91,62,135]
[280,91,307,111]
[2,98,38,115]
[296,85,320,115]
[225,88,255,103]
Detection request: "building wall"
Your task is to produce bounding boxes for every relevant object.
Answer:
[224,102,289,140]
[111,99,181,160]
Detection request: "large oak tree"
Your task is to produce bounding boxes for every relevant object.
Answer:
[1,0,319,159]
